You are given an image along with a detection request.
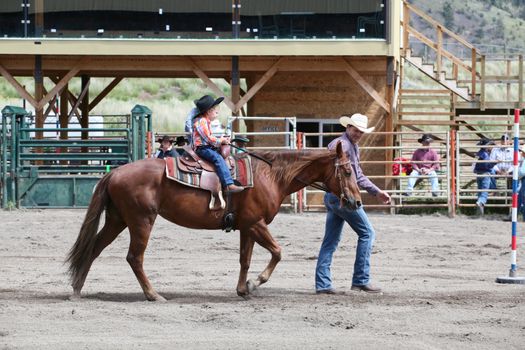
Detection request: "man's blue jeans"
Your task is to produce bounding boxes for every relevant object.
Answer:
[476,171,492,205]
[195,146,234,187]
[315,193,375,291]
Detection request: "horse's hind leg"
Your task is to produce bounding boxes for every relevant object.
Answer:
[72,207,127,297]
[236,230,255,297]
[126,217,165,302]
[245,220,282,293]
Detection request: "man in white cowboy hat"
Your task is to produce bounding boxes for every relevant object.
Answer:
[315,113,390,295]
[403,133,440,197]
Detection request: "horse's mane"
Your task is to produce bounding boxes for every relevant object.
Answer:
[252,149,336,184]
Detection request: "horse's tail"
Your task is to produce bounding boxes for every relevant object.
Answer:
[66,171,113,291]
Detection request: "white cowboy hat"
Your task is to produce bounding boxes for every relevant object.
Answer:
[339,113,375,133]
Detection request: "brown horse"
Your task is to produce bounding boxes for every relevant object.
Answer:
[66,142,361,301]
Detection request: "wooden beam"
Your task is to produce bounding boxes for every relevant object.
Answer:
[0,62,38,108]
[341,57,391,113]
[188,58,235,111]
[60,84,69,142]
[42,85,60,117]
[43,94,58,118]
[68,79,90,123]
[88,77,122,111]
[49,76,82,121]
[234,57,284,113]
[37,57,88,110]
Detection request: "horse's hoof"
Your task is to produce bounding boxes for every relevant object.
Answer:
[146,294,167,302]
[247,279,257,293]
[69,293,81,301]
[236,289,250,299]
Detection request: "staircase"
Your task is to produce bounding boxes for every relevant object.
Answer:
[397,88,453,127]
[404,51,472,102]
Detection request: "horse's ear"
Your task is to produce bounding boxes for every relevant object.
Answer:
[336,141,344,158]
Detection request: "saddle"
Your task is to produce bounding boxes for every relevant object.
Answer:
[173,145,235,210]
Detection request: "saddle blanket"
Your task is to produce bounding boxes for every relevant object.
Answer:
[165,155,254,189]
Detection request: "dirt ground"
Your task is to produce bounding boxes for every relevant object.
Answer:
[0,209,524,349]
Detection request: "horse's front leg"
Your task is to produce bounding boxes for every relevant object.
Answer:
[245,220,282,293]
[236,230,254,297]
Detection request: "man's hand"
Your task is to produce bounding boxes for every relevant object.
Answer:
[420,168,428,175]
[377,190,391,204]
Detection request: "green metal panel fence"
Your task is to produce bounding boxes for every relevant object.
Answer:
[1,105,152,208]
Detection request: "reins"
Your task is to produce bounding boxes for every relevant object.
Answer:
[229,143,331,193]
[229,144,273,166]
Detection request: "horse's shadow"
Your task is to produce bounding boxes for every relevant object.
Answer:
[82,291,244,304]
[2,287,330,304]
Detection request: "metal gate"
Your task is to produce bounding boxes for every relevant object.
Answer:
[1,105,152,208]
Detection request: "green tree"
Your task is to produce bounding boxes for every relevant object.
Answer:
[442,2,454,29]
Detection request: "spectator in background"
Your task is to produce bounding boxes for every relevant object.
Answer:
[185,106,200,146]
[518,145,525,221]
[231,135,250,154]
[174,136,187,156]
[473,138,496,215]
[154,135,176,159]
[490,134,514,191]
[403,133,440,197]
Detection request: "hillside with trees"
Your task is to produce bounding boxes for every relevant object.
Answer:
[410,0,525,55]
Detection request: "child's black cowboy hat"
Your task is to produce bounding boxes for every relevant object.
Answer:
[193,95,224,116]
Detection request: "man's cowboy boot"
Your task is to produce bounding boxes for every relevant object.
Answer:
[351,284,382,293]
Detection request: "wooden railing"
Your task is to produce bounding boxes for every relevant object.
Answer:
[402,0,481,99]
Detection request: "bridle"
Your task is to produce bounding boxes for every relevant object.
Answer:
[334,158,357,207]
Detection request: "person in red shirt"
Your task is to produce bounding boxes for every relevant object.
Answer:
[192,95,244,193]
[404,133,440,197]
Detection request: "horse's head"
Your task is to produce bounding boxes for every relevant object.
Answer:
[327,141,362,209]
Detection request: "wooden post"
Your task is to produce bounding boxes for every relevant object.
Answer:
[506,59,511,102]
[449,129,456,217]
[80,75,89,161]
[480,55,486,111]
[402,2,410,56]
[471,48,477,98]
[436,26,443,80]
[231,57,240,129]
[297,132,303,213]
[35,0,44,37]
[231,0,241,130]
[385,57,395,196]
[59,82,69,164]
[519,55,523,109]
[34,56,44,139]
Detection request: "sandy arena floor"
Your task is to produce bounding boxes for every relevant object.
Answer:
[0,209,524,349]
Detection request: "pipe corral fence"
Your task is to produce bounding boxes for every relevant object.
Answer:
[296,129,522,216]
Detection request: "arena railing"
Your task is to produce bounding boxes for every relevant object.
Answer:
[297,130,451,213]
